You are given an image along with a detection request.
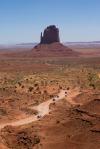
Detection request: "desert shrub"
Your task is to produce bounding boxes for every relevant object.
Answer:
[14,90,16,93]
[2,87,5,91]
[89,83,96,89]
[34,83,38,87]
[44,90,48,94]
[59,86,62,89]
[21,85,24,89]
[56,120,60,124]
[38,91,41,94]
[50,95,54,98]
[18,82,21,86]
[16,132,40,148]
[67,87,70,90]
[33,135,40,145]
[87,72,99,89]
[28,87,34,92]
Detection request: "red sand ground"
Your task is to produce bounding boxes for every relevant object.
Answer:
[0,45,100,149]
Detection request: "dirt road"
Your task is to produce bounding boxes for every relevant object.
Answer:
[0,90,67,130]
[0,89,80,130]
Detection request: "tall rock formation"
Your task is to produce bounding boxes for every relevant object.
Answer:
[32,25,79,57]
[40,25,60,44]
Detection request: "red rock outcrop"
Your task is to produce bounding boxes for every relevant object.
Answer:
[31,25,80,57]
[40,25,60,44]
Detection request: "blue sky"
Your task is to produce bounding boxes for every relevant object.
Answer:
[0,0,100,44]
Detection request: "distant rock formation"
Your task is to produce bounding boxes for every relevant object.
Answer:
[40,25,60,44]
[32,25,79,57]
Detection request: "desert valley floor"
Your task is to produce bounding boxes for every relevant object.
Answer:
[0,44,100,149]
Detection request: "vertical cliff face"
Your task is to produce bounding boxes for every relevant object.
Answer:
[40,25,60,44]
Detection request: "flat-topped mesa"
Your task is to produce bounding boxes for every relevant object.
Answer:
[40,25,60,44]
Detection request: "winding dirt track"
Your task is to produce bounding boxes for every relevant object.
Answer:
[0,89,80,130]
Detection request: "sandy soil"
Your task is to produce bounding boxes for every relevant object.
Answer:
[0,48,100,149]
[1,90,99,149]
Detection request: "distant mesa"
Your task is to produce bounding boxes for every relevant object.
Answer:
[40,25,60,44]
[32,25,79,57]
